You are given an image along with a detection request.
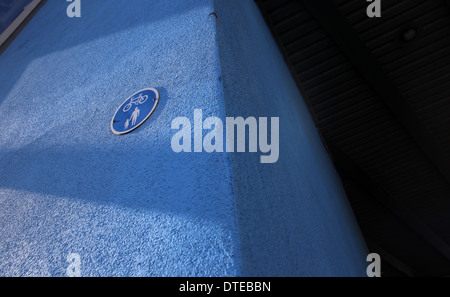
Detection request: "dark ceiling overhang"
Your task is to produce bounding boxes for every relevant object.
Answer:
[256,0,450,276]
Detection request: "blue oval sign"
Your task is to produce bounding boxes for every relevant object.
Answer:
[111,88,160,135]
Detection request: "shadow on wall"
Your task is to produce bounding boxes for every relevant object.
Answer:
[214,0,368,276]
[0,0,207,104]
[0,141,232,226]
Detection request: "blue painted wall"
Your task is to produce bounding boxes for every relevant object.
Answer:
[0,0,241,276]
[215,0,368,276]
[0,0,368,276]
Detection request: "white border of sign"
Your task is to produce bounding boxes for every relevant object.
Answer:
[111,88,160,135]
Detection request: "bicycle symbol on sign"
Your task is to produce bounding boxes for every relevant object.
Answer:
[123,93,148,112]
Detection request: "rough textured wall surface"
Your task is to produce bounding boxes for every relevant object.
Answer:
[214,0,368,276]
[0,0,368,277]
[0,0,241,276]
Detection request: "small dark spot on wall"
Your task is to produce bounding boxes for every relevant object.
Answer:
[17,41,28,49]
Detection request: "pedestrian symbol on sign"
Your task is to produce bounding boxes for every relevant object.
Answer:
[130,107,140,127]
